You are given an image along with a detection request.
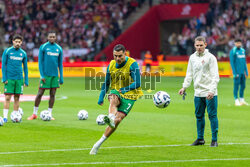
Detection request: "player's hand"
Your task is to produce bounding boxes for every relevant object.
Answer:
[41,78,46,83]
[98,99,104,106]
[4,81,8,84]
[178,88,185,95]
[234,74,239,78]
[24,84,28,87]
[206,92,214,100]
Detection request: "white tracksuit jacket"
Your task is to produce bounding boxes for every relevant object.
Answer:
[183,49,220,97]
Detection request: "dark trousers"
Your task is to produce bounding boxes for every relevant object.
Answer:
[194,96,218,141]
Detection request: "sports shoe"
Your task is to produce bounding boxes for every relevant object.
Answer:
[240,100,249,106]
[104,115,115,128]
[51,117,55,121]
[3,118,8,123]
[27,114,38,120]
[190,139,205,146]
[210,141,218,147]
[235,99,242,106]
[89,144,100,155]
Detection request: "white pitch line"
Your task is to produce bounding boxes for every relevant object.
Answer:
[0,143,250,155]
[1,158,250,167]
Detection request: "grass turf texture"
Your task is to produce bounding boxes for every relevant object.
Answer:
[0,77,249,167]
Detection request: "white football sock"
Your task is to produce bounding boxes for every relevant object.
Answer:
[33,107,39,115]
[95,135,107,147]
[48,108,52,114]
[13,110,18,113]
[3,109,8,118]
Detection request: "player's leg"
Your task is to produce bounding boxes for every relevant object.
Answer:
[3,94,12,122]
[28,89,45,120]
[3,79,15,122]
[48,88,57,120]
[206,96,218,147]
[104,92,120,128]
[90,98,134,155]
[90,111,126,155]
[239,75,248,105]
[233,76,241,106]
[191,97,206,146]
[13,94,20,113]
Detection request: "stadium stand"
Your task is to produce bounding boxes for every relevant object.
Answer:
[166,0,249,58]
[0,0,145,61]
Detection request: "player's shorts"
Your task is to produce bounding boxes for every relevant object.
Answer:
[39,76,59,89]
[109,89,136,115]
[4,79,23,95]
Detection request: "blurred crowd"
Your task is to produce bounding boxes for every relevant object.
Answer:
[160,0,209,4]
[167,0,250,58]
[0,0,144,61]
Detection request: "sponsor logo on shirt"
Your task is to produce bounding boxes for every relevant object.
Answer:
[47,52,59,56]
[10,56,23,60]
[237,55,245,58]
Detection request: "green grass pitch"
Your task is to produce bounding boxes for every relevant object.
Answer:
[0,77,249,167]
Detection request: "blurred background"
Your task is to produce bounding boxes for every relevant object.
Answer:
[0,0,249,77]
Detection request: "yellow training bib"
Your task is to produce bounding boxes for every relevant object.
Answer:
[109,57,143,100]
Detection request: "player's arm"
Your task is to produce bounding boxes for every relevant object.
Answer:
[179,57,193,95]
[58,47,63,84]
[98,65,110,105]
[182,57,193,89]
[119,62,141,94]
[229,48,237,77]
[1,49,8,83]
[38,45,45,79]
[208,56,220,95]
[23,52,29,86]
[243,49,248,77]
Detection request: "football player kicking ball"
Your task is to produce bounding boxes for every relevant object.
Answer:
[1,34,28,122]
[90,44,143,154]
[28,31,63,121]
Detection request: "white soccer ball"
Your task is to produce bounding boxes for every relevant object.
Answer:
[153,91,171,108]
[96,114,106,125]
[78,110,88,120]
[40,110,52,121]
[0,117,4,126]
[18,107,23,116]
[10,112,22,123]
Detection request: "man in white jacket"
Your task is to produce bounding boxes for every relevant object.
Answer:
[179,36,220,147]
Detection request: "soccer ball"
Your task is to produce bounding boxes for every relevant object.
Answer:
[96,114,106,125]
[78,110,88,120]
[0,117,4,126]
[153,91,171,108]
[40,110,52,121]
[10,112,22,123]
[18,107,23,116]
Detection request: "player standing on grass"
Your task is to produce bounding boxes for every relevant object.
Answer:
[229,39,248,106]
[1,34,28,123]
[27,31,63,120]
[179,36,220,147]
[90,44,143,154]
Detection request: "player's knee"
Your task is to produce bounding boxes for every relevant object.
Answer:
[115,117,123,124]
[208,113,217,119]
[5,97,11,101]
[14,96,20,101]
[110,96,120,106]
